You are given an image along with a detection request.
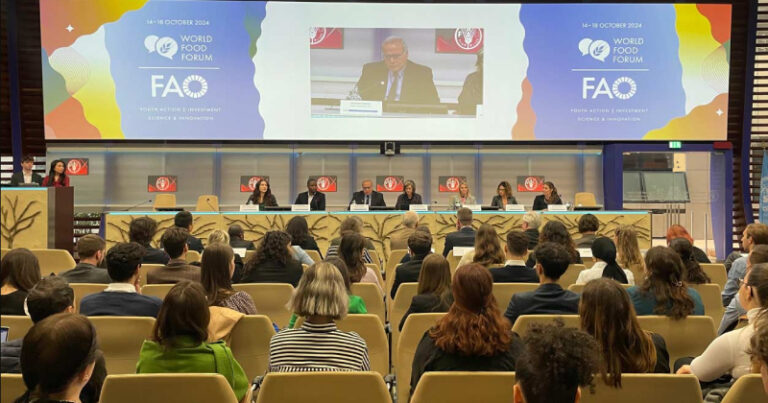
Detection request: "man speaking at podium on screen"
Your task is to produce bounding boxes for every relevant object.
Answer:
[355,36,440,105]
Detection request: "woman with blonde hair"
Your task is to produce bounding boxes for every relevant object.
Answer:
[458,224,505,268]
[615,225,645,282]
[449,181,477,209]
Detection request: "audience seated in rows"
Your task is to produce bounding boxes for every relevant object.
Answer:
[399,254,453,331]
[268,263,370,372]
[521,211,541,250]
[504,242,580,325]
[60,234,111,284]
[201,243,257,315]
[0,248,41,315]
[670,238,711,284]
[580,278,670,385]
[286,216,323,258]
[457,224,505,268]
[442,208,476,257]
[129,217,169,265]
[514,322,599,403]
[174,211,204,253]
[526,221,583,268]
[399,225,432,265]
[411,263,522,395]
[721,223,768,330]
[575,237,634,285]
[147,226,201,284]
[136,281,250,402]
[389,211,420,251]
[339,233,382,291]
[391,231,432,299]
[13,313,102,403]
[615,225,645,280]
[720,244,768,334]
[490,231,538,283]
[627,246,704,318]
[80,242,162,317]
[575,214,599,249]
[749,311,768,394]
[228,224,255,251]
[239,231,303,286]
[666,224,710,264]
[326,216,375,263]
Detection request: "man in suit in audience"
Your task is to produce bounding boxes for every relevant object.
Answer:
[129,217,169,265]
[147,227,201,284]
[389,211,419,251]
[294,178,326,211]
[9,155,43,186]
[521,211,541,250]
[355,36,440,105]
[503,242,580,325]
[390,231,432,299]
[442,208,476,257]
[228,224,255,251]
[174,211,204,253]
[60,234,111,284]
[575,214,599,248]
[491,231,539,283]
[348,179,386,209]
[80,242,163,317]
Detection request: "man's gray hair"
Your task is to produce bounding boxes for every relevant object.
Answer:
[402,211,419,228]
[523,211,542,229]
[382,36,408,53]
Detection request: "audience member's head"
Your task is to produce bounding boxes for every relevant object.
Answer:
[339,216,364,237]
[248,231,293,268]
[472,224,505,266]
[533,242,571,281]
[228,224,245,240]
[591,237,628,284]
[128,217,157,247]
[201,243,235,306]
[506,231,529,259]
[750,245,768,269]
[26,277,75,323]
[206,229,229,246]
[417,254,451,299]
[324,257,352,292]
[402,211,419,229]
[407,230,432,256]
[614,225,644,269]
[161,226,189,260]
[416,225,432,235]
[521,211,541,231]
[514,322,599,403]
[429,263,511,356]
[105,242,145,283]
[153,281,209,348]
[0,248,41,292]
[285,216,311,246]
[748,313,768,394]
[665,224,694,245]
[580,278,656,388]
[669,238,710,284]
[174,211,194,231]
[291,262,348,321]
[456,207,473,227]
[577,214,599,234]
[641,246,694,320]
[744,223,768,252]
[741,262,768,312]
[539,221,579,263]
[75,234,106,264]
[20,313,98,402]
[339,232,367,283]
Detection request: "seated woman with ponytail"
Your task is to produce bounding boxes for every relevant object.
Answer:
[669,238,711,284]
[575,237,635,285]
[410,263,523,395]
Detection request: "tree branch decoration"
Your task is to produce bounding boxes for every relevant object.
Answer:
[362,214,402,264]
[1,195,42,249]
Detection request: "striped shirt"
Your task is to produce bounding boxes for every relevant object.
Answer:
[268,321,370,372]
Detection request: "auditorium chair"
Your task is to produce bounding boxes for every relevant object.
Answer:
[700,263,727,289]
[140,284,174,300]
[568,282,632,294]
[138,264,164,287]
[446,250,464,275]
[152,194,176,210]
[244,250,256,262]
[556,264,587,288]
[389,282,419,367]
[688,283,725,326]
[195,195,219,212]
[100,374,240,403]
[386,249,408,279]
[304,249,322,264]
[637,316,716,367]
[721,374,768,403]
[396,313,446,403]
[233,283,293,328]
[0,374,25,403]
[574,192,598,207]
[411,372,516,403]
[185,250,202,263]
[228,315,275,381]
[368,249,383,268]
[350,282,386,324]
[71,283,109,312]
[255,372,390,403]
[89,316,155,374]
[0,315,33,341]
[581,255,596,268]
[30,249,76,277]
[511,315,580,338]
[581,374,702,403]
[491,283,540,309]
[365,263,386,288]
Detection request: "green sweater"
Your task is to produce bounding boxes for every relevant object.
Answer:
[136,337,249,401]
[287,294,367,328]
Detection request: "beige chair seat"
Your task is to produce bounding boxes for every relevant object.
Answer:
[256,372,390,403]
[100,373,238,403]
[411,372,516,403]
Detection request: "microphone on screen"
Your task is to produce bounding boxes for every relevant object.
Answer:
[348,81,386,100]
[122,199,152,211]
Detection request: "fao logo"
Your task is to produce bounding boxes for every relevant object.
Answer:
[309,27,327,45]
[66,159,82,174]
[455,28,483,51]
[316,176,330,191]
[383,176,398,191]
[445,177,461,192]
[524,176,541,191]
[155,176,171,191]
[248,176,263,191]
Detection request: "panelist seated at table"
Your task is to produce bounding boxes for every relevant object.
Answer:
[348,179,386,209]
[41,159,70,187]
[294,178,326,211]
[395,179,423,210]
[490,181,518,209]
[245,179,278,208]
[532,181,563,211]
[448,181,476,209]
[355,36,440,105]
[9,155,43,186]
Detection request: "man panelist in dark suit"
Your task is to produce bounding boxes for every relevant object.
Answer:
[294,178,326,211]
[10,155,43,186]
[355,36,440,105]
[442,207,476,257]
[349,179,386,209]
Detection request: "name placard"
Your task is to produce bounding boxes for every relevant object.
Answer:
[239,204,259,212]
[453,246,474,257]
[233,248,247,257]
[465,204,482,211]
[340,100,383,117]
[291,204,311,212]
[547,204,568,212]
[505,204,525,212]
[350,204,370,212]
[409,204,429,212]
[578,248,593,258]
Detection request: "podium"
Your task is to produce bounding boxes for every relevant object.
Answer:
[0,187,74,252]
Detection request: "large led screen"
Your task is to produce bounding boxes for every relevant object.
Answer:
[40,1,731,141]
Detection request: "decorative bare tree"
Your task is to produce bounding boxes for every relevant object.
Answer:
[1,195,42,249]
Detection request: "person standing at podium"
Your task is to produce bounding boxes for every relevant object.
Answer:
[395,180,422,210]
[41,159,69,187]
[246,179,278,208]
[9,155,43,186]
[532,181,562,211]
[348,179,386,209]
[294,178,326,211]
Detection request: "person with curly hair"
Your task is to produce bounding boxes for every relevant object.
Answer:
[457,224,505,268]
[410,263,522,395]
[526,221,582,268]
[614,225,645,284]
[669,238,710,284]
[513,322,600,403]
[238,231,302,286]
[128,216,169,264]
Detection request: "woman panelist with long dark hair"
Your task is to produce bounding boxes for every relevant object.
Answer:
[245,179,277,209]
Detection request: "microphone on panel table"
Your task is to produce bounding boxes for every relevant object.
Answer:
[206,197,216,211]
[122,199,152,212]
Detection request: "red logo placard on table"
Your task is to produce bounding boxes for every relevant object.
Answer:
[62,158,89,175]
[240,176,270,192]
[375,176,404,192]
[435,28,484,54]
[438,176,467,192]
[148,175,177,192]
[517,176,545,192]
[310,27,343,49]
[309,175,337,192]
